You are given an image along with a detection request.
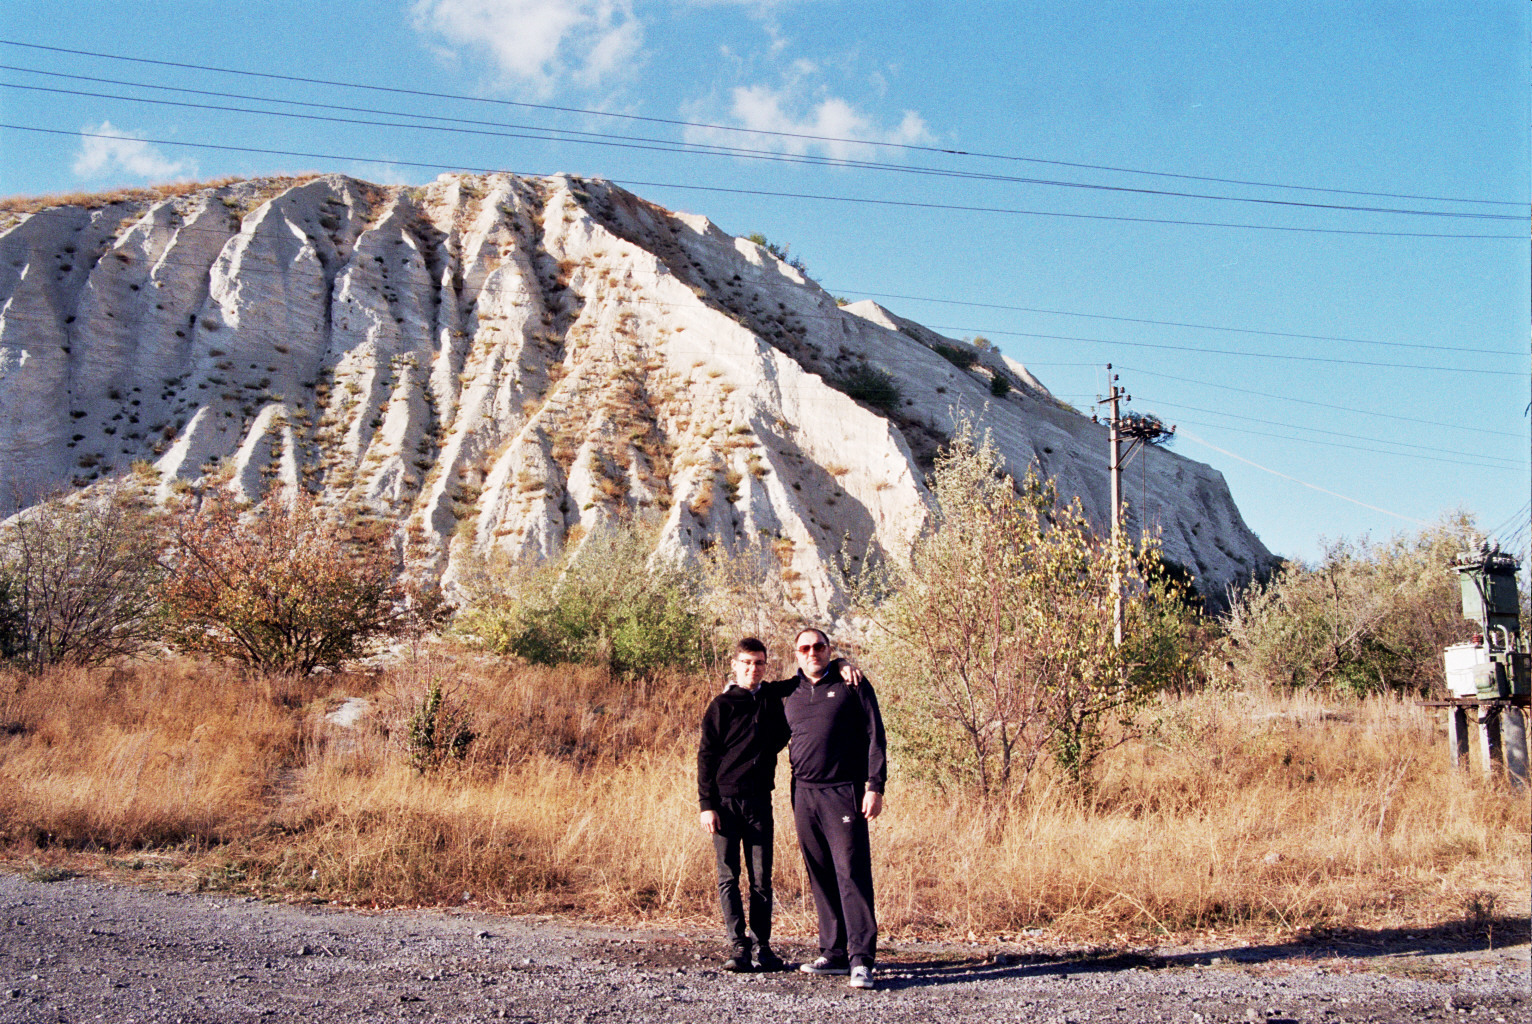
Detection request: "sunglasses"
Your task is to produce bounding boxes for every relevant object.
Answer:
[796,641,829,653]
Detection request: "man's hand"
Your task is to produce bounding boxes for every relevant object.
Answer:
[838,661,864,688]
[699,810,721,834]
[861,791,883,820]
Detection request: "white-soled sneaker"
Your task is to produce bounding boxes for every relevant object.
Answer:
[799,955,850,976]
[848,965,875,989]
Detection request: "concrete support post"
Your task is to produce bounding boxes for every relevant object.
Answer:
[1477,707,1504,779]
[1501,706,1528,790]
[1448,706,1471,769]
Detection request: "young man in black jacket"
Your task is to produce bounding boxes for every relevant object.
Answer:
[783,627,886,991]
[697,637,787,972]
[697,637,864,973]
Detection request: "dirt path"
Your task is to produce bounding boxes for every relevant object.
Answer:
[1,872,1525,1023]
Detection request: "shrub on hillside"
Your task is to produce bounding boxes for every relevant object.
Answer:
[0,485,166,670]
[161,490,402,675]
[1219,515,1482,696]
[455,519,711,678]
[837,363,902,415]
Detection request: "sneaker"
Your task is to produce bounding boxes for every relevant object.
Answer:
[755,948,787,972]
[722,952,753,973]
[847,965,875,990]
[799,955,850,976]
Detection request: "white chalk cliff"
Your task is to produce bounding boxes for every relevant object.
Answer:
[0,173,1271,609]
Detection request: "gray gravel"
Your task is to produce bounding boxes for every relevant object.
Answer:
[1,872,1526,1023]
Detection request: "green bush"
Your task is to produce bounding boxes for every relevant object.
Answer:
[989,374,1012,397]
[933,344,977,370]
[1219,516,1481,696]
[837,363,902,414]
[456,520,711,678]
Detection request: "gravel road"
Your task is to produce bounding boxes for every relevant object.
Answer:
[1,872,1526,1023]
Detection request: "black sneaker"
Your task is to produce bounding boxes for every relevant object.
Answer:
[755,948,787,972]
[722,953,753,973]
[798,955,850,976]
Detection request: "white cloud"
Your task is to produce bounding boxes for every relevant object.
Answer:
[412,0,642,94]
[72,122,196,181]
[686,83,934,160]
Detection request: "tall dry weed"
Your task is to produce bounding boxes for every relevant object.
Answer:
[1,660,1525,942]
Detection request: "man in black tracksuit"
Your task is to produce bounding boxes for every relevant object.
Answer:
[783,627,886,990]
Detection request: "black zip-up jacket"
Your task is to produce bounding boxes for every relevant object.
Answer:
[696,682,790,812]
[782,666,886,794]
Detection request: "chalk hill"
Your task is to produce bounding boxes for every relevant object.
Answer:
[0,173,1271,608]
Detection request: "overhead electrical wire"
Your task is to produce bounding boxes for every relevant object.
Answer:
[924,324,1519,376]
[1486,501,1532,540]
[1176,429,1431,525]
[1,37,1522,210]
[3,123,1520,241]
[1133,395,1525,466]
[830,289,1521,357]
[2,71,1524,223]
[1116,364,1526,439]
[1161,417,1518,470]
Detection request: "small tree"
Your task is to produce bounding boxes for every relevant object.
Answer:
[0,485,166,670]
[859,426,1163,797]
[161,490,402,674]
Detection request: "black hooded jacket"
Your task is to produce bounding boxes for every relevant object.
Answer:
[696,681,790,812]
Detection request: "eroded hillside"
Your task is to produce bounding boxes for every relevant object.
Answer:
[0,173,1272,608]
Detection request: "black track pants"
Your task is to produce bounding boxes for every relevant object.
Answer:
[711,795,774,953]
[792,782,876,966]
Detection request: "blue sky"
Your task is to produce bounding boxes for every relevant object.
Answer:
[0,1,1527,565]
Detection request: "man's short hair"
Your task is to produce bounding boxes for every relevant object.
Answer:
[735,637,768,657]
[795,627,830,647]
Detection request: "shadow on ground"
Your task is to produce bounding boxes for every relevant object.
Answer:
[853,916,1531,992]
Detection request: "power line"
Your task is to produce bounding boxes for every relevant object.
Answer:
[3,37,1522,210]
[1116,363,1525,439]
[926,324,1520,376]
[5,123,1522,241]
[1168,417,1521,470]
[5,72,1524,223]
[1487,501,1532,539]
[833,289,1521,357]
[1176,429,1430,525]
[2,197,1520,383]
[1135,395,1525,466]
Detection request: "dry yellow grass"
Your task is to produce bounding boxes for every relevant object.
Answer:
[1,659,1525,943]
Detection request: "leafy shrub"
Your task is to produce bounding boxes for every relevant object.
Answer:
[0,485,166,670]
[989,374,1012,397]
[837,363,902,414]
[1219,516,1481,696]
[933,343,977,370]
[161,490,402,674]
[456,519,710,678]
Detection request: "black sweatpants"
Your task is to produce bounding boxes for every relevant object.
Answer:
[711,794,774,954]
[792,782,876,966]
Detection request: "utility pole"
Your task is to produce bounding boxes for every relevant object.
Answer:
[1105,371,1125,646]
[1095,365,1173,647]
